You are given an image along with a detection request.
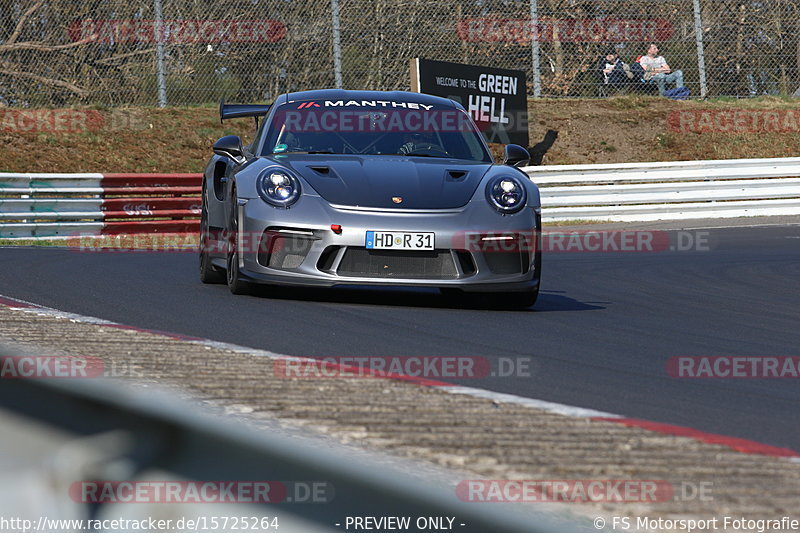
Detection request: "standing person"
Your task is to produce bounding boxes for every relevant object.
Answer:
[639,43,684,96]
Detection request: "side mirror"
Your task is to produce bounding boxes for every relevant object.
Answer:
[213,135,245,164]
[502,144,530,168]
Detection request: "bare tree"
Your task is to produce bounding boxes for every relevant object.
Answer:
[1,0,798,105]
[0,1,93,100]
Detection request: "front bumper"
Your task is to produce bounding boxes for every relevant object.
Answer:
[228,196,541,292]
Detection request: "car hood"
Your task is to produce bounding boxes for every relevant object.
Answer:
[273,155,492,209]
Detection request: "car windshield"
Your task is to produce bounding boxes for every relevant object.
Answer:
[261,101,493,162]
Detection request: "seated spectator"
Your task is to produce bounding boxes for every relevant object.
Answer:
[597,49,630,95]
[624,55,660,95]
[639,44,684,96]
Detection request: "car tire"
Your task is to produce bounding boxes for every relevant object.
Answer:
[499,249,542,309]
[226,188,251,295]
[199,188,226,284]
[440,285,538,310]
[495,286,539,309]
[439,287,466,303]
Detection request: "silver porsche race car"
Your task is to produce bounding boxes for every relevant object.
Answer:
[200,89,541,308]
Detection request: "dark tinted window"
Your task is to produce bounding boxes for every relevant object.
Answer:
[261,102,492,162]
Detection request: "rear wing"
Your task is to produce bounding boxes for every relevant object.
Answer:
[219,99,271,124]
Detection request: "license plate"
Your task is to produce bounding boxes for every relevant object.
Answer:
[365,231,434,250]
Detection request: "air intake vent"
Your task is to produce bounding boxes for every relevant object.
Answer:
[257,229,316,270]
[484,251,530,275]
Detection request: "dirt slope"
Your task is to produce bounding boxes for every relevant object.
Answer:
[1,96,799,173]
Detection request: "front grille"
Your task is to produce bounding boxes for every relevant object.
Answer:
[337,248,458,279]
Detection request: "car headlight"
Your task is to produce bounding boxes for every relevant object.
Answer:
[486,176,527,214]
[256,168,302,208]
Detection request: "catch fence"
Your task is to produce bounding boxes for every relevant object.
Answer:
[1,0,799,106]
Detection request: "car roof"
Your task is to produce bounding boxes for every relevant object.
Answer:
[277,89,460,109]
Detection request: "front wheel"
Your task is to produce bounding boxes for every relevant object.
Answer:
[493,286,539,309]
[199,190,225,284]
[226,190,251,295]
[440,286,538,310]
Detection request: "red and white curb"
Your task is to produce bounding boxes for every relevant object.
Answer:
[1,293,798,461]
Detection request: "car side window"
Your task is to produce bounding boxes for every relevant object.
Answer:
[462,129,489,161]
[248,118,268,155]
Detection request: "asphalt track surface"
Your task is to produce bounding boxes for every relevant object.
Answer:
[1,224,799,451]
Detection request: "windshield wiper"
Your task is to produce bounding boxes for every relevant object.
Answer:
[383,152,449,158]
[271,150,335,155]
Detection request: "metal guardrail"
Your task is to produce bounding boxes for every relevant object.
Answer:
[524,157,800,222]
[0,173,202,238]
[0,372,580,533]
[4,158,799,236]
